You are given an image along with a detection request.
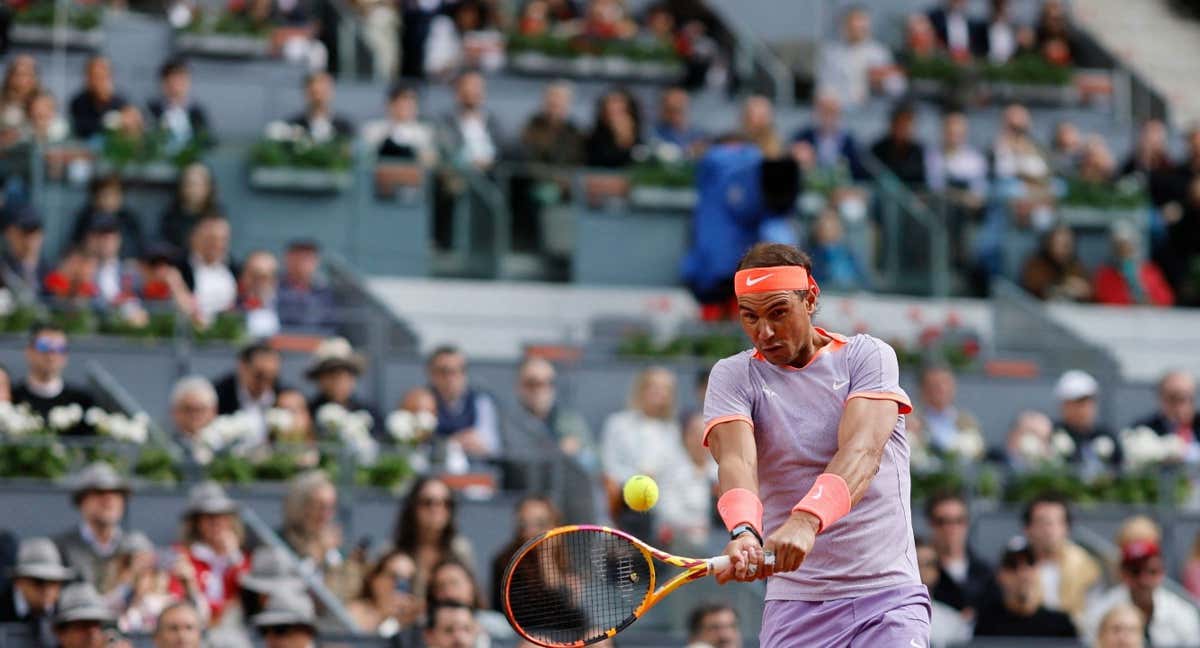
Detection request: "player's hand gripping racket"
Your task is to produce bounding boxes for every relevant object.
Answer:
[502,525,775,647]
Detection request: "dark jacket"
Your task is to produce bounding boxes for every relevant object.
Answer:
[870,136,926,188]
[521,113,587,166]
[12,380,96,436]
[158,200,216,252]
[586,123,638,168]
[287,113,355,141]
[213,373,284,417]
[146,99,212,142]
[67,206,145,259]
[0,587,54,648]
[793,126,868,180]
[1055,420,1123,467]
[277,280,336,332]
[68,91,127,139]
[0,252,50,296]
[931,551,995,611]
[974,600,1077,638]
[927,8,981,53]
[1136,411,1200,438]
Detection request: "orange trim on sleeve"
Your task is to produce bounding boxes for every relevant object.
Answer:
[846,391,913,414]
[702,414,754,447]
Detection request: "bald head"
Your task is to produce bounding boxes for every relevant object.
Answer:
[518,357,557,418]
[1159,371,1196,426]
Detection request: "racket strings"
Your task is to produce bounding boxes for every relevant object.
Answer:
[507,529,653,646]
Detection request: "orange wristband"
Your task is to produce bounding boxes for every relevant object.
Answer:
[717,488,763,537]
[791,473,851,533]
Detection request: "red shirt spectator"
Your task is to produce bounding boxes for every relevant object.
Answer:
[1093,261,1174,306]
[167,482,251,623]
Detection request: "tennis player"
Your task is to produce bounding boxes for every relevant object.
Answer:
[704,243,931,646]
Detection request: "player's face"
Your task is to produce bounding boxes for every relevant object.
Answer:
[737,290,815,368]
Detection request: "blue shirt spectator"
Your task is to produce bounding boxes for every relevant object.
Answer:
[808,210,870,291]
[277,240,335,332]
[791,93,868,181]
[650,87,708,159]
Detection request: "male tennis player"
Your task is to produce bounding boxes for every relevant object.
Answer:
[704,243,930,646]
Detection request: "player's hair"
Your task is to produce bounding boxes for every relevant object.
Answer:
[1022,492,1073,528]
[736,243,817,306]
[924,489,967,521]
[687,602,738,638]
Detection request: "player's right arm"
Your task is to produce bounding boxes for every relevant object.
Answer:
[709,419,764,584]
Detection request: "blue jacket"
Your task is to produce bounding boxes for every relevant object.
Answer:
[793,126,869,181]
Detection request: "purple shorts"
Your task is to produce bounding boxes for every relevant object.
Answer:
[759,584,931,648]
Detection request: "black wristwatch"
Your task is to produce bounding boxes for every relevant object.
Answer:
[730,523,763,546]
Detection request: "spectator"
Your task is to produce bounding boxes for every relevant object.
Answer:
[652,87,707,159]
[134,245,195,318]
[911,365,981,456]
[520,81,586,166]
[424,1,504,77]
[1034,0,1081,66]
[686,602,741,648]
[505,357,593,466]
[926,0,976,58]
[816,6,905,107]
[1095,603,1146,648]
[1094,222,1174,306]
[489,495,560,613]
[1086,539,1200,647]
[363,84,438,164]
[53,583,124,648]
[347,550,418,637]
[992,104,1052,186]
[427,345,502,459]
[272,388,318,450]
[42,246,100,305]
[288,72,354,143]
[106,532,195,634]
[438,71,502,171]
[1077,137,1117,186]
[974,536,1077,638]
[427,558,511,641]
[68,56,126,139]
[0,205,49,300]
[54,463,130,587]
[1023,492,1103,621]
[169,482,249,623]
[1137,370,1199,443]
[391,477,475,600]
[279,470,356,600]
[1120,119,1175,207]
[213,340,282,418]
[1165,175,1200,303]
[1006,410,1057,469]
[657,407,715,557]
[159,163,219,253]
[904,13,939,61]
[1054,369,1122,468]
[1048,121,1083,176]
[925,111,988,202]
[355,0,400,80]
[870,102,926,188]
[179,213,236,324]
[791,92,867,181]
[25,90,69,146]
[276,239,336,332]
[237,546,305,623]
[807,210,870,291]
[169,376,218,463]
[601,367,684,534]
[976,0,1024,64]
[79,215,134,310]
[306,337,377,431]
[741,94,780,157]
[68,175,145,259]
[146,59,212,154]
[913,536,971,648]
[424,601,479,648]
[153,602,204,648]
[0,54,38,132]
[238,250,281,339]
[253,591,318,648]
[925,491,993,613]
[1020,224,1093,302]
[14,323,96,426]
[587,89,641,168]
[0,538,73,648]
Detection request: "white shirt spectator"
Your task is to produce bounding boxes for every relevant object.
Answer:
[601,410,685,484]
[926,145,988,196]
[1085,585,1200,647]
[930,598,971,648]
[945,11,970,52]
[656,454,715,547]
[988,21,1017,63]
[817,40,904,107]
[95,259,121,303]
[459,113,497,167]
[191,256,237,323]
[362,119,438,164]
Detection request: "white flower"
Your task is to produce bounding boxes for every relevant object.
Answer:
[654,142,683,164]
[1166,434,1189,462]
[1092,436,1116,460]
[85,407,107,427]
[951,430,985,460]
[102,110,123,131]
[48,404,84,431]
[0,402,42,438]
[1051,432,1076,458]
[0,288,14,317]
[1017,432,1046,462]
[387,410,416,442]
[265,121,295,141]
[316,403,349,431]
[266,408,295,434]
[415,411,437,434]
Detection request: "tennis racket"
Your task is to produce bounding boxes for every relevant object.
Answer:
[502,524,775,647]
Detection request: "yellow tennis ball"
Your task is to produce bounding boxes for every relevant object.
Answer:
[623,475,659,512]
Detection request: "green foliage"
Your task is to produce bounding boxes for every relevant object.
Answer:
[357,453,413,490]
[192,312,246,344]
[0,305,44,334]
[980,54,1073,86]
[13,1,102,30]
[507,32,681,65]
[182,7,269,36]
[1061,176,1149,210]
[0,435,69,480]
[618,330,745,360]
[133,446,181,484]
[907,56,970,84]
[629,160,695,189]
[250,138,353,171]
[102,128,213,171]
[50,307,98,336]
[206,454,256,484]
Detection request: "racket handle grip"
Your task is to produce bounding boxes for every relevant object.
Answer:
[708,551,776,574]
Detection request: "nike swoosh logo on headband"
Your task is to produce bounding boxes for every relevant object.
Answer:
[745,273,775,286]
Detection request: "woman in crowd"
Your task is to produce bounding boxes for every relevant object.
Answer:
[160,163,220,251]
[169,482,250,624]
[0,54,39,131]
[586,89,641,168]
[68,174,145,257]
[391,476,475,600]
[347,549,420,636]
[489,495,560,611]
[280,470,359,600]
[1020,223,1092,302]
[1093,222,1174,307]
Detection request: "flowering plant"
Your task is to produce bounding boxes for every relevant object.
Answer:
[316,403,378,465]
[385,410,437,444]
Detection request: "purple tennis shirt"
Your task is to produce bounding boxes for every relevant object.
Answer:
[703,328,921,601]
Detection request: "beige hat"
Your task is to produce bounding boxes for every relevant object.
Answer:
[240,545,306,594]
[12,538,73,582]
[54,583,114,626]
[66,462,131,505]
[253,590,316,631]
[183,481,239,517]
[305,337,366,380]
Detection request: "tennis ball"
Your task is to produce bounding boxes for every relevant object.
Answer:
[623,475,659,512]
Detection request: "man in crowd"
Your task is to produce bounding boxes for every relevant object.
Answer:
[179,213,236,325]
[427,345,501,458]
[53,583,123,648]
[974,536,1078,638]
[214,341,282,418]
[912,365,981,455]
[1023,492,1102,622]
[925,491,994,612]
[686,602,741,648]
[153,602,204,648]
[439,70,502,171]
[238,250,281,339]
[147,59,211,152]
[169,376,219,462]
[1086,538,1200,647]
[305,336,377,428]
[652,86,707,159]
[914,536,971,648]
[520,81,585,166]
[69,56,126,139]
[816,6,905,107]
[790,92,867,180]
[54,463,130,587]
[424,601,480,648]
[289,71,354,143]
[13,323,95,430]
[1136,370,1199,444]
[1054,369,1122,467]
[277,239,335,332]
[254,590,319,648]
[0,205,49,300]
[0,538,74,647]
[505,357,593,468]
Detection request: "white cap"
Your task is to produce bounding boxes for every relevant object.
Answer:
[1055,370,1099,402]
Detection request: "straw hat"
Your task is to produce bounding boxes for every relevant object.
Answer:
[304,337,366,380]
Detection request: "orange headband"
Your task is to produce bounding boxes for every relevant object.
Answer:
[734,265,820,297]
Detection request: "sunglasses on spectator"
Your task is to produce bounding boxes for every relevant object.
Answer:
[931,515,968,527]
[33,338,67,354]
[418,497,450,508]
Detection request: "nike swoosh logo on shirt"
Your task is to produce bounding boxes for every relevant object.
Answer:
[833,379,849,390]
[745,273,774,286]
